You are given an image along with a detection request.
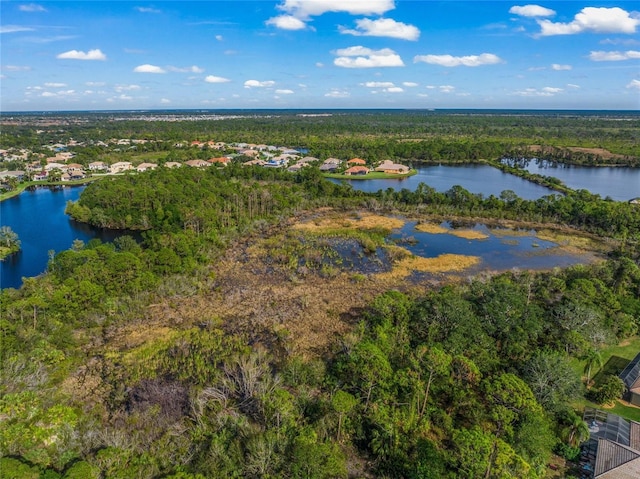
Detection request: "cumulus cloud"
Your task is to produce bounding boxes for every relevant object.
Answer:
[115,84,141,92]
[414,53,502,67]
[340,18,420,41]
[385,87,404,93]
[509,5,555,17]
[57,49,107,60]
[403,82,418,87]
[589,50,640,61]
[215,35,224,41]
[334,46,404,68]
[133,64,166,73]
[244,80,276,88]
[324,88,350,98]
[205,75,231,83]
[161,98,171,104]
[167,65,204,73]
[275,89,294,94]
[1,25,36,33]
[537,7,640,36]
[267,0,395,30]
[266,15,307,30]
[438,85,455,93]
[19,3,47,12]
[44,82,67,88]
[627,79,640,90]
[551,64,572,70]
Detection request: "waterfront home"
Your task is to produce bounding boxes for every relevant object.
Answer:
[33,171,48,181]
[136,162,158,172]
[375,160,410,174]
[110,161,133,173]
[344,165,369,176]
[0,170,25,182]
[88,161,108,171]
[319,158,342,172]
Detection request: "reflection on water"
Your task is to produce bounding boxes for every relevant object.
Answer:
[389,221,596,274]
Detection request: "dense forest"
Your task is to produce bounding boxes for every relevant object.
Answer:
[1,111,640,478]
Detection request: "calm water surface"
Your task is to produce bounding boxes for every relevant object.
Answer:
[519,160,640,201]
[329,164,556,199]
[1,186,129,289]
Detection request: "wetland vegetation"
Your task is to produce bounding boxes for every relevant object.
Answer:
[1,110,640,478]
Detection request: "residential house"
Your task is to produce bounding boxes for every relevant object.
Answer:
[184,159,210,168]
[208,157,231,166]
[33,171,48,181]
[45,162,67,172]
[0,170,25,182]
[88,161,108,171]
[164,162,182,169]
[319,158,342,172]
[344,166,369,176]
[136,162,158,172]
[298,156,320,166]
[620,352,640,407]
[264,157,288,168]
[110,161,133,173]
[375,160,410,174]
[243,159,266,167]
[347,158,367,166]
[581,408,640,478]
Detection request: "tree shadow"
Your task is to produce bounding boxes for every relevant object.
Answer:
[592,355,629,387]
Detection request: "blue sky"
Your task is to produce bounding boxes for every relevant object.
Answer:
[1,0,639,111]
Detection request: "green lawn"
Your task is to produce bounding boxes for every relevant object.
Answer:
[572,336,640,421]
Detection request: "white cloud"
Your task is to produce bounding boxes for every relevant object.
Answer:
[316,62,324,67]
[44,82,67,88]
[589,50,640,61]
[627,79,640,90]
[215,35,223,41]
[340,18,420,41]
[334,46,404,68]
[275,89,294,94]
[160,98,171,104]
[567,83,580,89]
[3,65,31,71]
[41,92,56,98]
[136,7,162,14]
[268,0,395,30]
[537,7,640,36]
[205,75,231,83]
[439,85,455,93]
[513,86,563,97]
[86,81,106,87]
[115,84,141,92]
[385,87,404,93]
[403,82,418,87]
[19,35,78,44]
[19,3,47,12]
[601,38,640,46]
[362,81,395,88]
[1,25,36,33]
[167,65,205,73]
[277,0,394,18]
[324,88,350,98]
[266,15,307,30]
[414,53,502,67]
[244,80,276,88]
[551,64,572,71]
[133,64,166,73]
[509,5,555,17]
[57,49,107,61]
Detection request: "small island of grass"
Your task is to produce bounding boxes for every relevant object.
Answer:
[322,168,418,180]
[0,226,21,260]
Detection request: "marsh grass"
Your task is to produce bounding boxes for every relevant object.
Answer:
[378,253,481,280]
[415,222,489,240]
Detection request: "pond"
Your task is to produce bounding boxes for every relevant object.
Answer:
[1,186,133,290]
[328,164,556,199]
[514,159,640,201]
[388,220,597,277]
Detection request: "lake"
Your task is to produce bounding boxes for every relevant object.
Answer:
[329,163,640,201]
[328,164,556,199]
[1,186,130,290]
[517,160,640,201]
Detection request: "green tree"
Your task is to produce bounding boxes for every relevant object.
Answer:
[582,349,603,387]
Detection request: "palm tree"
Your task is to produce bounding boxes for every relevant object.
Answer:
[583,349,603,387]
[563,411,590,447]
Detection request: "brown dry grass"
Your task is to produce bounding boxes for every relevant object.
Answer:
[536,229,603,250]
[415,223,449,234]
[293,213,405,232]
[415,222,488,240]
[450,230,489,240]
[377,253,481,280]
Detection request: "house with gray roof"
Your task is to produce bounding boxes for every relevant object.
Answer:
[620,352,640,407]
